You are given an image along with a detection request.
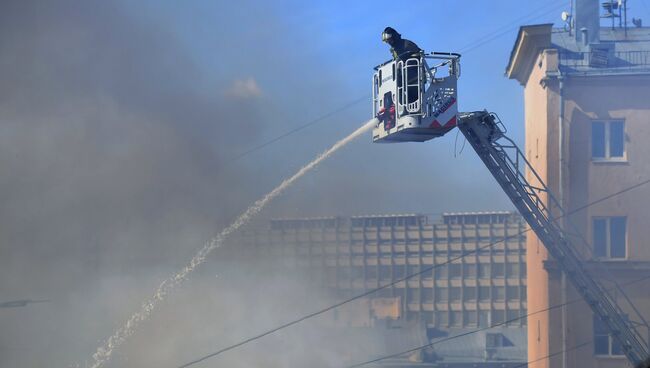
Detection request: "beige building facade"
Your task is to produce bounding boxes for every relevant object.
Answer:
[506,2,650,367]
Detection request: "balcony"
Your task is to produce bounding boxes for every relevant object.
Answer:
[559,50,650,73]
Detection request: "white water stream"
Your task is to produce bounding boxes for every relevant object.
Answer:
[87,119,376,368]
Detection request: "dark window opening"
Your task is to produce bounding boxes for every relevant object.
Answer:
[593,217,627,259]
[592,120,625,160]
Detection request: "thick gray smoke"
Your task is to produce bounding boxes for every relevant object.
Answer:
[88,119,374,367]
[0,1,386,367]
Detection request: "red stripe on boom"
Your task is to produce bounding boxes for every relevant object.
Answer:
[443,115,457,127]
[430,120,441,128]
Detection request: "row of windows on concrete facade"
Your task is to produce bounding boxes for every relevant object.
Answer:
[366,305,527,329]
[269,218,524,234]
[264,215,627,261]
[335,289,527,329]
[268,216,428,230]
[261,234,527,247]
[250,239,526,259]
[334,286,525,309]
[331,258,527,329]
[265,224,524,243]
[425,309,527,328]
[365,285,528,303]
[326,262,527,280]
[284,245,526,257]
[268,214,523,230]
[258,241,525,255]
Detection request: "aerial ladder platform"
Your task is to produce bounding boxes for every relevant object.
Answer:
[371,51,650,367]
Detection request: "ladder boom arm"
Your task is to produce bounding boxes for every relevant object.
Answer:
[457,111,649,366]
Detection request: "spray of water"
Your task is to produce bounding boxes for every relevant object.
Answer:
[87,119,376,368]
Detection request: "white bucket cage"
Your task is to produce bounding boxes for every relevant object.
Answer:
[372,52,460,143]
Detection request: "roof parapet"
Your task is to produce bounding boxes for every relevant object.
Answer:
[506,24,553,85]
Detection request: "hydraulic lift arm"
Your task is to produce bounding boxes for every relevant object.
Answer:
[457,111,650,367]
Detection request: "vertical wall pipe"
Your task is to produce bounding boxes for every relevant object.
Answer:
[558,73,567,368]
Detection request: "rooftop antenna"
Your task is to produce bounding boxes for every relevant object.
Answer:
[601,0,625,32]
[562,10,573,35]
[622,0,628,37]
[567,0,574,35]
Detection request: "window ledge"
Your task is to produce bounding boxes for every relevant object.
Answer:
[594,355,626,360]
[591,158,628,164]
[590,258,628,262]
[586,260,650,272]
[544,260,650,272]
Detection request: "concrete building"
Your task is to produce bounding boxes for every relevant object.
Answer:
[506,1,650,367]
[241,212,528,367]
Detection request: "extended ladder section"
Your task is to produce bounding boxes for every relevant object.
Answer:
[457,111,649,367]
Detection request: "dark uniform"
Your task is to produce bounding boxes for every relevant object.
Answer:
[382,27,422,61]
[382,27,423,106]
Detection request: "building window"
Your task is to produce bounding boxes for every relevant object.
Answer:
[407,264,420,278]
[594,315,624,356]
[593,217,627,259]
[367,266,378,279]
[507,286,520,301]
[450,311,462,327]
[479,286,490,301]
[377,288,392,298]
[506,263,519,277]
[436,287,449,302]
[423,288,434,302]
[464,286,477,301]
[493,263,505,278]
[352,266,363,279]
[436,311,449,327]
[423,313,434,325]
[492,310,505,325]
[380,265,392,280]
[507,309,521,325]
[434,265,448,279]
[486,333,505,348]
[479,310,490,327]
[463,263,476,278]
[408,289,420,303]
[394,265,405,278]
[492,286,505,301]
[478,264,490,278]
[464,311,478,327]
[592,120,625,161]
[450,287,461,302]
[449,263,461,279]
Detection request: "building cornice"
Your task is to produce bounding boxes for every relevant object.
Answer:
[505,24,553,85]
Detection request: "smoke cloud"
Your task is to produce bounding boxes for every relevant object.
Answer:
[0,1,383,367]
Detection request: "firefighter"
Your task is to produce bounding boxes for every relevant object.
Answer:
[381,27,422,61]
[382,27,423,106]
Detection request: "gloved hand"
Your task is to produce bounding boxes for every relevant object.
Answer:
[377,107,386,121]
